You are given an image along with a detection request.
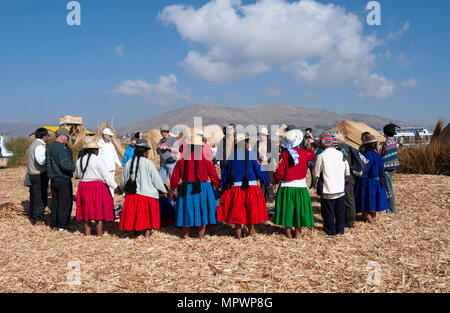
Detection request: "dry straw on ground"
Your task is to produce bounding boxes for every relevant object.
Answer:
[0,166,448,293]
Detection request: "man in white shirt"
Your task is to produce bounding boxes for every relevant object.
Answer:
[313,132,350,236]
[27,128,50,225]
[98,128,123,196]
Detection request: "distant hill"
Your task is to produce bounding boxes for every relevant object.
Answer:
[0,121,43,138]
[120,103,417,136]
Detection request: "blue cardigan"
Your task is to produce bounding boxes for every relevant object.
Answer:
[364,150,385,178]
[220,150,271,188]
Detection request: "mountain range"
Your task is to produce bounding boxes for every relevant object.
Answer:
[1,103,422,138]
[120,103,417,136]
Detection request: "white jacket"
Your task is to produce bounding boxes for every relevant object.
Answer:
[97,139,122,171]
[75,154,118,189]
[313,147,350,196]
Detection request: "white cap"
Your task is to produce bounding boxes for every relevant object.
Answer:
[195,129,204,137]
[102,128,114,136]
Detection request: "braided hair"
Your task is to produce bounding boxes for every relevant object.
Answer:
[226,140,250,189]
[128,146,148,181]
[80,148,97,180]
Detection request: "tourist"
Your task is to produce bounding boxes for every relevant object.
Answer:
[215,123,236,171]
[313,132,350,236]
[119,139,168,238]
[273,129,315,238]
[122,136,137,168]
[334,131,357,229]
[27,128,49,225]
[355,134,389,223]
[380,124,400,214]
[45,128,75,232]
[251,127,278,204]
[170,132,220,239]
[217,133,272,239]
[157,124,179,184]
[98,128,123,196]
[75,141,119,236]
[300,127,316,189]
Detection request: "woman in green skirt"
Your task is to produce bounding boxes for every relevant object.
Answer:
[273,129,315,238]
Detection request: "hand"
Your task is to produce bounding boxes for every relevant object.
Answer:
[114,187,122,195]
[306,138,314,146]
[164,192,169,198]
[268,184,273,189]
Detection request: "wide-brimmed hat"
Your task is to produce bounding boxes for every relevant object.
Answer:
[55,128,70,138]
[102,128,114,136]
[282,129,303,148]
[259,127,269,136]
[160,124,170,132]
[135,139,151,149]
[189,132,204,146]
[362,133,378,144]
[235,133,249,144]
[84,141,100,150]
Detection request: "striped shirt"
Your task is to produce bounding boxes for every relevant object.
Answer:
[381,138,400,170]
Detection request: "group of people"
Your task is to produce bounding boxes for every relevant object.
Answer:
[25,122,400,239]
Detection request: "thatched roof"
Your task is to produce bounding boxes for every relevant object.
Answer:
[331,121,385,149]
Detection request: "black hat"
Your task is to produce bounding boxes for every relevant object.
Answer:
[135,139,150,149]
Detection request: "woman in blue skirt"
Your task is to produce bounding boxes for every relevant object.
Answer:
[170,133,220,239]
[355,134,389,223]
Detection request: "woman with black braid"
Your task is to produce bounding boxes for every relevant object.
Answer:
[217,133,272,239]
[170,132,220,239]
[75,141,119,236]
[119,139,168,238]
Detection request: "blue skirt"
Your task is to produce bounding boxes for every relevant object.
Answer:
[355,177,389,213]
[175,182,217,227]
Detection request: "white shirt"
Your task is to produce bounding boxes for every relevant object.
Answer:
[75,154,118,189]
[98,138,122,171]
[313,147,350,199]
[35,139,46,166]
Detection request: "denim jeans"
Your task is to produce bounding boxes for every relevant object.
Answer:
[160,162,176,186]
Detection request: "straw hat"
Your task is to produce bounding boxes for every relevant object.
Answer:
[362,133,378,144]
[190,133,204,146]
[259,127,269,136]
[84,141,99,149]
[282,129,303,148]
[235,133,249,144]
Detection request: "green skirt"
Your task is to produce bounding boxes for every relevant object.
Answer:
[274,187,314,228]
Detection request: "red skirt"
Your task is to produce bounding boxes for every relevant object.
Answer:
[119,194,160,231]
[76,181,115,222]
[217,186,268,225]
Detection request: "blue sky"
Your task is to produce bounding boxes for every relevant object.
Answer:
[0,0,449,128]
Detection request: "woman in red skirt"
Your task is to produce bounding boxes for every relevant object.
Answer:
[119,139,168,238]
[75,141,120,236]
[217,133,273,239]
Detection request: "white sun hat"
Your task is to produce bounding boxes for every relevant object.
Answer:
[282,129,304,148]
[102,128,115,136]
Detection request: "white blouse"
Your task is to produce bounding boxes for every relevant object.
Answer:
[75,154,118,189]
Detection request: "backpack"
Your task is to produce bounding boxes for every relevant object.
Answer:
[348,146,368,178]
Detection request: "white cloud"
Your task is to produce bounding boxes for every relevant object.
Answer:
[388,21,410,41]
[355,74,397,99]
[114,74,192,106]
[159,0,380,88]
[401,79,419,88]
[114,43,125,58]
[398,53,420,69]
